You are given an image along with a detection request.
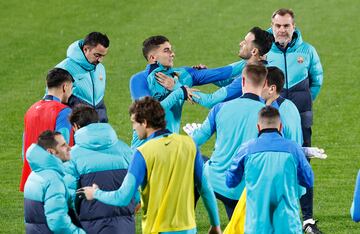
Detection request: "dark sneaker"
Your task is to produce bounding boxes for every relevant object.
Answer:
[303,221,322,234]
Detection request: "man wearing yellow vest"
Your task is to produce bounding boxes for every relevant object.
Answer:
[78,97,221,234]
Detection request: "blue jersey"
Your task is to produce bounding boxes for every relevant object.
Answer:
[272,96,303,145]
[351,170,360,222]
[129,61,245,149]
[226,130,313,233]
[192,93,265,200]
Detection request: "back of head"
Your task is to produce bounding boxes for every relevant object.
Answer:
[83,32,110,48]
[249,27,274,56]
[69,104,99,128]
[272,8,295,20]
[46,68,73,89]
[129,96,166,129]
[142,35,169,60]
[258,106,281,129]
[243,64,268,87]
[266,66,285,94]
[37,130,61,151]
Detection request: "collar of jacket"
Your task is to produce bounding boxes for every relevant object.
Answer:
[258,128,282,137]
[66,40,96,71]
[26,144,65,176]
[74,123,118,150]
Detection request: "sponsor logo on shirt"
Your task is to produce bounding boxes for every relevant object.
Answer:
[297,56,304,64]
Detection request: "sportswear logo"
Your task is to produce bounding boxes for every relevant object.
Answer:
[297,56,304,64]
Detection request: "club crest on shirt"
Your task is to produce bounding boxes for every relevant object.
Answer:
[297,56,304,64]
[99,73,103,81]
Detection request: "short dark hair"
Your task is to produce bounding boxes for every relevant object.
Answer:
[129,97,166,129]
[272,8,295,20]
[46,68,73,89]
[83,32,110,48]
[69,104,99,128]
[249,27,274,56]
[37,130,61,150]
[258,106,281,126]
[243,64,268,87]
[142,35,169,60]
[266,66,285,94]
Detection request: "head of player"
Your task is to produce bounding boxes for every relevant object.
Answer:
[261,66,285,105]
[37,130,71,162]
[271,8,296,48]
[82,32,110,65]
[238,26,274,62]
[46,68,73,104]
[142,35,175,68]
[241,63,268,95]
[257,105,282,133]
[69,104,100,131]
[129,96,166,140]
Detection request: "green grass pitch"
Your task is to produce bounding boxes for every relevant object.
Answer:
[1,0,359,233]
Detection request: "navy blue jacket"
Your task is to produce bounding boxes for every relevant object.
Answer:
[65,123,136,234]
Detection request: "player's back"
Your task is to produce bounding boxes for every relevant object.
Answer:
[207,93,265,200]
[138,133,197,233]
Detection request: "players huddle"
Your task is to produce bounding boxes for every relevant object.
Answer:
[22,7,360,234]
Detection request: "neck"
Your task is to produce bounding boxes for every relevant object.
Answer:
[248,55,261,64]
[265,94,280,105]
[47,90,63,101]
[243,87,263,97]
[145,128,162,138]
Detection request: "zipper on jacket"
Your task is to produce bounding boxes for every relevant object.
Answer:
[283,52,289,98]
[90,70,95,107]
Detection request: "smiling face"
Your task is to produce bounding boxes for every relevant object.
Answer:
[271,13,295,47]
[52,134,71,162]
[149,41,175,68]
[83,44,108,65]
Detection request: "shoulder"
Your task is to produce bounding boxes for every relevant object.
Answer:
[42,170,66,191]
[130,70,147,83]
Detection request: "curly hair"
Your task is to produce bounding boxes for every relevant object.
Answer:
[129,97,166,129]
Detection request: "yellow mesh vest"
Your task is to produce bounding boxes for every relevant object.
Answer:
[138,133,197,234]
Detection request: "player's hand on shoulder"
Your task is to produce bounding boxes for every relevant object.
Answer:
[156,72,175,90]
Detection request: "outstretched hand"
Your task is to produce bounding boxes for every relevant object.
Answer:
[185,87,200,104]
[183,123,202,136]
[303,147,327,159]
[77,183,99,200]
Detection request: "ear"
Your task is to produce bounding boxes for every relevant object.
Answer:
[62,83,67,93]
[251,47,259,56]
[148,54,156,63]
[242,76,245,88]
[47,148,55,155]
[263,79,268,89]
[142,119,148,129]
[257,124,261,132]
